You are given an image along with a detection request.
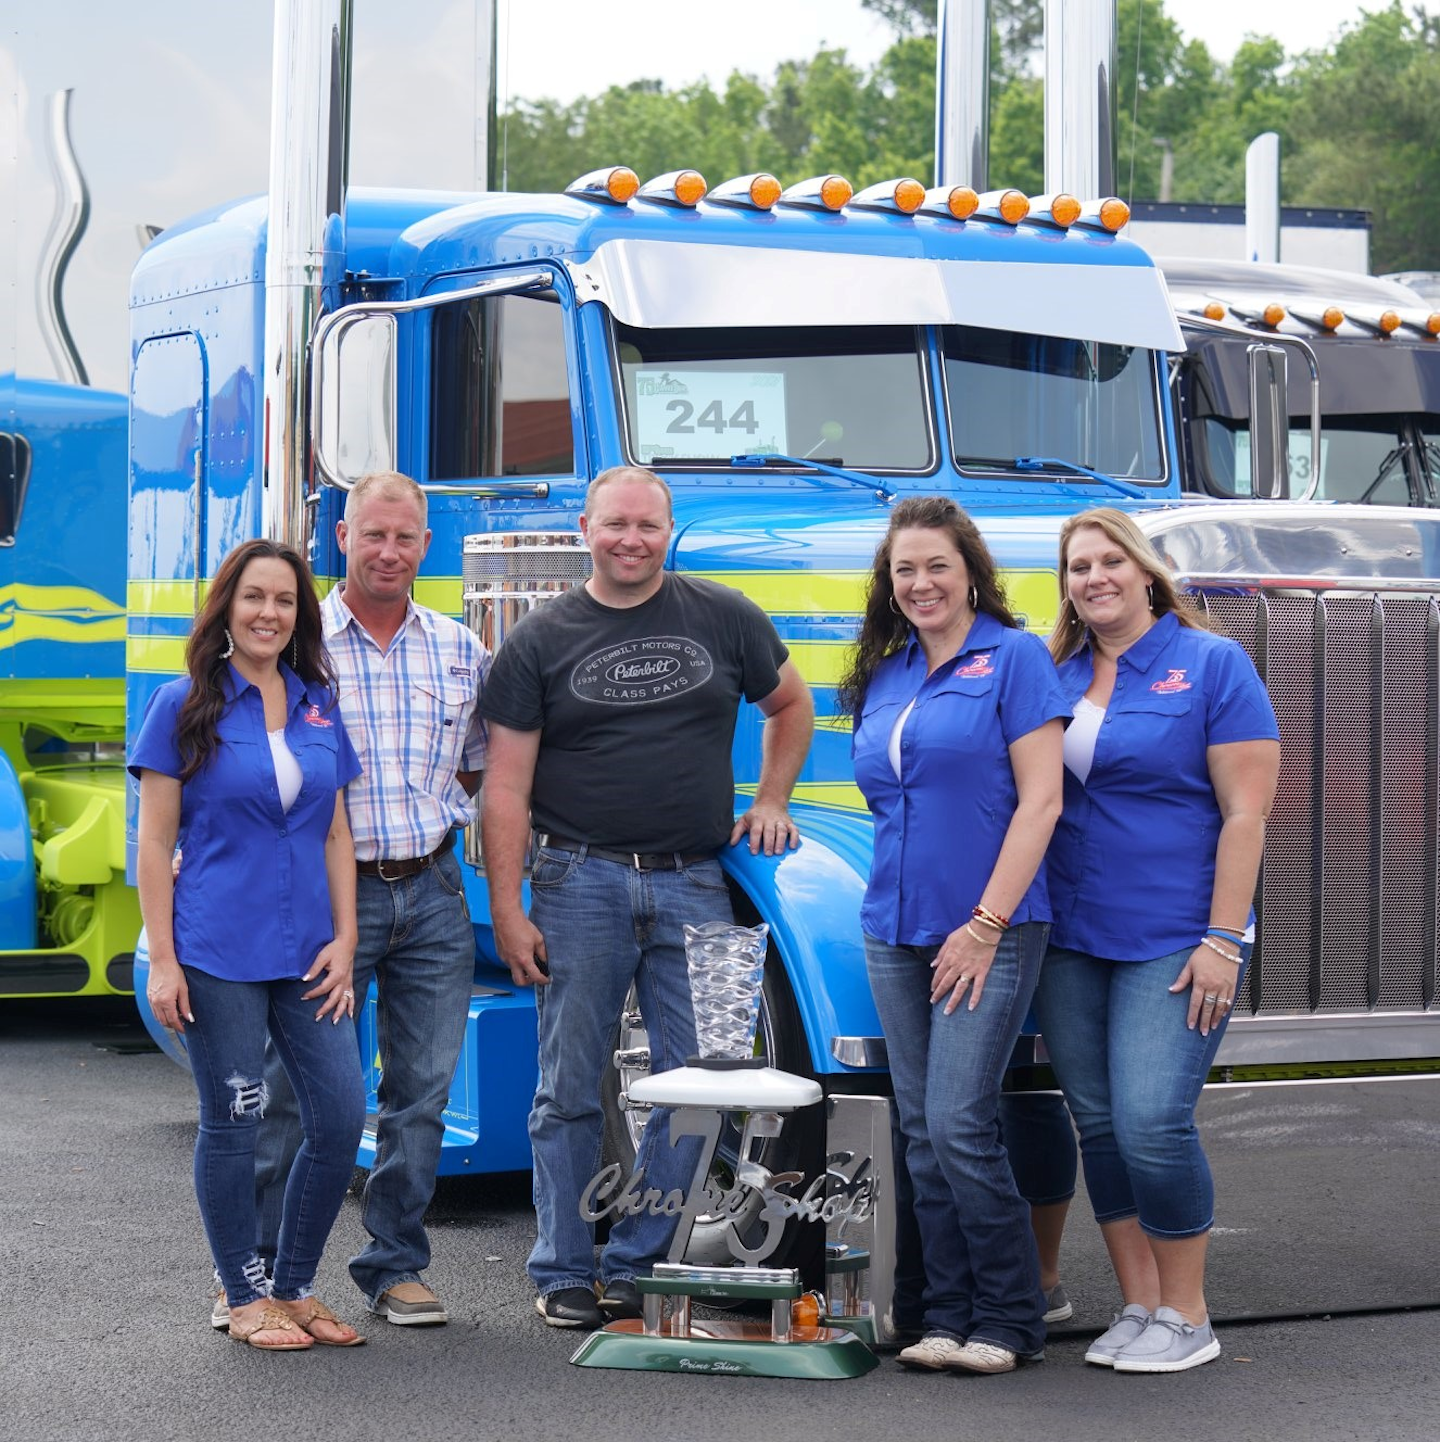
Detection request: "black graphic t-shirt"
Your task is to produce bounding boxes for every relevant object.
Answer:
[480,574,787,852]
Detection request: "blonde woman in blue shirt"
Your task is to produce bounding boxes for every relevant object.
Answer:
[133,539,366,1351]
[840,496,1070,1376]
[1034,508,1280,1374]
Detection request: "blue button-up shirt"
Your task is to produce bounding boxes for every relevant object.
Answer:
[129,664,362,982]
[853,613,1072,947]
[1048,611,1280,961]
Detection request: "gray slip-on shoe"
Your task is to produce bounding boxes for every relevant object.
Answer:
[369,1281,448,1326]
[1084,1304,1151,1366]
[1042,1282,1073,1324]
[1112,1305,1220,1373]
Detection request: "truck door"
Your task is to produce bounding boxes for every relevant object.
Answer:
[125,330,208,875]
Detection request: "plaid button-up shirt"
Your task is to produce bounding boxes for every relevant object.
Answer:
[322,586,490,863]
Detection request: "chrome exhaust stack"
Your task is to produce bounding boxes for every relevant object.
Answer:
[262,0,353,551]
[934,0,990,188]
[1042,0,1116,198]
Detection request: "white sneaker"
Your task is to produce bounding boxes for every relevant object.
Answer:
[1112,1306,1220,1373]
[946,1339,1023,1374]
[210,1287,230,1331]
[898,1332,966,1371]
[1085,1304,1151,1366]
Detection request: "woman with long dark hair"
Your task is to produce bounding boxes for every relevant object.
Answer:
[839,497,1069,1375]
[132,539,367,1350]
[1035,508,1280,1372]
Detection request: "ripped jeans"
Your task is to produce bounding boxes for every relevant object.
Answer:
[182,966,364,1306]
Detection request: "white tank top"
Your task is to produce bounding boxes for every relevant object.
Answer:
[1063,696,1105,784]
[268,729,303,813]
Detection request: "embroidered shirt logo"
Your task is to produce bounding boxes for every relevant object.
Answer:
[448,665,473,680]
[304,705,334,727]
[953,653,995,679]
[1150,669,1192,694]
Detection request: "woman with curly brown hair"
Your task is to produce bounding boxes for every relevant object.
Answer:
[131,539,367,1351]
[839,496,1069,1375]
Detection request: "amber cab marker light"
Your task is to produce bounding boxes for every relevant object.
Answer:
[975,188,1030,225]
[778,174,854,211]
[920,184,980,220]
[1379,309,1402,334]
[850,178,926,214]
[1203,301,1227,322]
[1263,302,1286,328]
[1322,306,1344,330]
[707,173,782,210]
[1029,192,1081,228]
[1075,197,1130,232]
[636,169,708,207]
[565,166,639,204]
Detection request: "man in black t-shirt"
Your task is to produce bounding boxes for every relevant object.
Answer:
[481,465,814,1330]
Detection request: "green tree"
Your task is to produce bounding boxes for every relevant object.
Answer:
[1285,4,1440,270]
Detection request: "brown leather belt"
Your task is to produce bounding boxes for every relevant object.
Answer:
[356,836,452,882]
[535,833,716,872]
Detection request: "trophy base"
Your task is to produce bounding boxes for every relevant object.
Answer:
[568,1318,879,1379]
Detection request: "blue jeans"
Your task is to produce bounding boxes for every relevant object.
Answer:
[864,922,1048,1354]
[254,850,476,1305]
[183,965,364,1306]
[1032,943,1248,1238]
[525,846,734,1296]
[890,1090,1077,1331]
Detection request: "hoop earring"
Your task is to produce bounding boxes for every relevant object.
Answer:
[888,595,901,615]
[220,628,235,660]
[1146,584,1155,613]
[968,585,978,612]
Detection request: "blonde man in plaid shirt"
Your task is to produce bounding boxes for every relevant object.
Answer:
[249,471,488,1329]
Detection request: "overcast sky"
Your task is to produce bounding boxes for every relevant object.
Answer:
[500,1,1431,104]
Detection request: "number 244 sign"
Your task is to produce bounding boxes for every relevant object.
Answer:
[633,370,787,459]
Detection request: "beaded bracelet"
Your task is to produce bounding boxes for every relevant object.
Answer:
[973,903,1010,931]
[1207,924,1245,942]
[964,922,1000,947]
[1198,935,1242,962]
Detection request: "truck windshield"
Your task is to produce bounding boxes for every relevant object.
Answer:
[613,322,933,471]
[942,326,1164,482]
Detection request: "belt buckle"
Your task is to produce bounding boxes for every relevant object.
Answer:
[375,858,405,883]
[629,852,644,871]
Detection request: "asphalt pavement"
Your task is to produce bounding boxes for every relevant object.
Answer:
[2,997,1436,1442]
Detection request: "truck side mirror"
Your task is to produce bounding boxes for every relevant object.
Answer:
[312,310,398,488]
[1247,343,1290,500]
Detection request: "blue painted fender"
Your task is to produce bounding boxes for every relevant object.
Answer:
[0,752,38,950]
[719,801,882,1078]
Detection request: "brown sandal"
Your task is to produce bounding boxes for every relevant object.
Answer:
[228,1304,313,1351]
[284,1297,366,1347]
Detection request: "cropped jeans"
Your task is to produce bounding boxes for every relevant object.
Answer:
[864,921,1049,1356]
[525,845,734,1297]
[254,850,476,1306]
[182,965,364,1307]
[1032,943,1249,1238]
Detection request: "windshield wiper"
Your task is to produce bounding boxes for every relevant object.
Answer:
[732,453,896,503]
[1356,443,1407,505]
[1012,456,1148,500]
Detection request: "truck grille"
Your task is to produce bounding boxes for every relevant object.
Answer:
[1198,589,1439,1017]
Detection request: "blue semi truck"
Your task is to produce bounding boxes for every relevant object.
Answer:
[121,0,1440,1331]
